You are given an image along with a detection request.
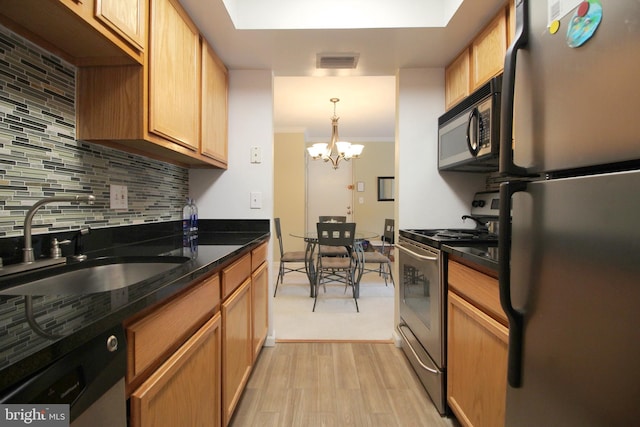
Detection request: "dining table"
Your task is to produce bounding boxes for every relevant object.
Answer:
[289,230,378,297]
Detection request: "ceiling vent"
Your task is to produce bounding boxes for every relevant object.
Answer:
[316,53,359,69]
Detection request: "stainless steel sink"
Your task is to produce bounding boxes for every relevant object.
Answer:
[0,256,190,296]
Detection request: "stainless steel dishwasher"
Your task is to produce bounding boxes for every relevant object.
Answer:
[0,324,127,426]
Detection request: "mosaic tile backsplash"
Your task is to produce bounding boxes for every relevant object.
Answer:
[0,25,189,239]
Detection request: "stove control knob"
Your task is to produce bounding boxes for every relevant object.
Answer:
[478,200,485,207]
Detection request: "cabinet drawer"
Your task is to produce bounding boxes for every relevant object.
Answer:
[448,260,507,326]
[130,313,221,427]
[222,253,251,299]
[126,274,220,386]
[251,242,268,271]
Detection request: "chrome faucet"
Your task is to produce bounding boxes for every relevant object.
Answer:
[23,195,95,263]
[461,214,489,230]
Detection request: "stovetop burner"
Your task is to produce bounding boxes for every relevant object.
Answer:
[399,191,501,248]
[399,228,498,248]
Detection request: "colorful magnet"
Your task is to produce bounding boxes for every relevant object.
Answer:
[549,20,561,35]
[577,1,590,17]
[566,0,603,48]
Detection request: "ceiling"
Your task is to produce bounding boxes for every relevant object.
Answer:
[179,0,506,141]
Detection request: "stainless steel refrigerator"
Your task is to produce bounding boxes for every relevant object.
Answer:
[498,0,640,425]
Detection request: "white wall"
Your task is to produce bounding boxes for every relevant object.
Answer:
[190,70,274,220]
[190,69,276,345]
[396,68,485,231]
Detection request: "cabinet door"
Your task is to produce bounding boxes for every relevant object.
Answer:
[95,0,146,51]
[201,38,229,164]
[149,0,200,150]
[222,278,252,426]
[445,48,470,110]
[471,7,507,90]
[447,291,508,427]
[252,262,268,359]
[130,313,222,427]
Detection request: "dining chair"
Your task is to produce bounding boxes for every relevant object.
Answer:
[318,215,346,223]
[318,216,348,257]
[359,218,395,286]
[273,218,307,296]
[314,222,359,312]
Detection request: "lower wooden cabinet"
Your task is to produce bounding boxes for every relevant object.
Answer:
[130,313,222,427]
[251,262,268,359]
[125,241,269,427]
[447,260,508,427]
[222,278,253,426]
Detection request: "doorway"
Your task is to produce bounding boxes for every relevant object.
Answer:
[305,154,354,232]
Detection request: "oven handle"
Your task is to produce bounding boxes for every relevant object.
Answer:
[396,323,439,374]
[396,244,438,261]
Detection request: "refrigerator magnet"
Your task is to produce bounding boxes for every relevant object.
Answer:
[566,0,603,48]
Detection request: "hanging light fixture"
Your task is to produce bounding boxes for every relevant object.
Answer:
[307,98,364,169]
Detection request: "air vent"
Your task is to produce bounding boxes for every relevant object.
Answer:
[316,53,359,69]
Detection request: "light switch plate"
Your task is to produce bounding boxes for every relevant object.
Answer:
[110,184,128,210]
[250,192,262,209]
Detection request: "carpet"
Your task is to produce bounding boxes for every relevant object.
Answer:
[272,264,395,342]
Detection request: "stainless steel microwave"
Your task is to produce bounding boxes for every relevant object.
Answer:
[438,74,502,172]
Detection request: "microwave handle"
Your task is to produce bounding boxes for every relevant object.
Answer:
[500,0,530,177]
[466,107,480,157]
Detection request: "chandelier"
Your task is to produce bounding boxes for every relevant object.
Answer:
[307,98,364,169]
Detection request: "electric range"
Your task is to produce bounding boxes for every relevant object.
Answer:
[399,190,500,249]
[395,191,500,415]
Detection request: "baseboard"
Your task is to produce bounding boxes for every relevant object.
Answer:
[392,329,402,347]
[264,331,277,347]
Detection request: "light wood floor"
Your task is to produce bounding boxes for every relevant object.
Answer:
[229,342,460,427]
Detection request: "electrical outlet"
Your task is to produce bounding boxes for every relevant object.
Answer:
[251,146,262,163]
[250,192,262,209]
[110,185,128,210]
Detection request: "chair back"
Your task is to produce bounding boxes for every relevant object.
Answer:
[274,217,285,257]
[317,222,356,249]
[319,216,347,223]
[382,218,395,244]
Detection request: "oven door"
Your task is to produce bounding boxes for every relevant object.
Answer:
[397,237,444,368]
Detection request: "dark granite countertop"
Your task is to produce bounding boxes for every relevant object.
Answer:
[442,244,499,272]
[0,229,269,392]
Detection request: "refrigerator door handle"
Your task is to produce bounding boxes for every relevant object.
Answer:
[500,0,531,177]
[499,181,527,388]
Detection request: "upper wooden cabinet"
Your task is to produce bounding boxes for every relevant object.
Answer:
[201,38,229,165]
[444,3,511,110]
[444,48,470,111]
[148,0,200,150]
[77,0,228,168]
[95,0,146,52]
[470,8,507,90]
[0,0,144,66]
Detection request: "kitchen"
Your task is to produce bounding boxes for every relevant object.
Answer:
[1,0,639,426]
